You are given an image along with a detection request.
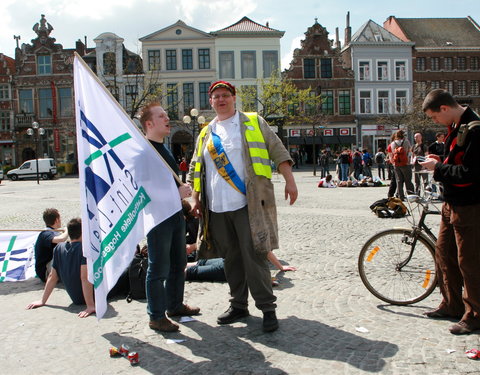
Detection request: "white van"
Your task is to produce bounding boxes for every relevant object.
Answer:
[7,158,57,181]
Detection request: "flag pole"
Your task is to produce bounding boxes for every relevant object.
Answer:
[73,52,183,185]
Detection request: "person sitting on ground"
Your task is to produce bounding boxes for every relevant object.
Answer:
[186,252,296,282]
[27,218,95,318]
[317,174,336,188]
[34,208,69,282]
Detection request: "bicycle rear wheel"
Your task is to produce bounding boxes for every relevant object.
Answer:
[358,228,437,305]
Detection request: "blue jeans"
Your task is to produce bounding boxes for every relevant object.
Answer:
[146,210,186,321]
[186,258,226,282]
[340,163,349,181]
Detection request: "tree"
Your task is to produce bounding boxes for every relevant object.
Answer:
[376,94,437,134]
[236,71,323,123]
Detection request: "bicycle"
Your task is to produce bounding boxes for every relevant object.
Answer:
[358,183,442,305]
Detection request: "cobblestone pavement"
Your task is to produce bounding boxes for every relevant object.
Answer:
[1,171,479,374]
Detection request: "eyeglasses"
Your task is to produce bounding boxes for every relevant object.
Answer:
[211,93,233,100]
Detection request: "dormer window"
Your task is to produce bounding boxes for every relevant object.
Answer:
[37,55,51,75]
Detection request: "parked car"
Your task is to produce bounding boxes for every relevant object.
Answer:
[7,158,57,181]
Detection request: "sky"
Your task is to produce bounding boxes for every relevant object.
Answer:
[1,0,480,70]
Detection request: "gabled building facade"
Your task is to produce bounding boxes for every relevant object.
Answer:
[342,19,414,153]
[210,16,284,111]
[13,15,80,164]
[0,53,15,165]
[140,20,217,158]
[284,19,355,159]
[384,16,480,114]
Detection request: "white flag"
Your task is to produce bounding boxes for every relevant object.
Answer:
[74,55,181,320]
[0,231,39,282]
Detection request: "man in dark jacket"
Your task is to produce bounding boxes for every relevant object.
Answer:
[420,89,480,335]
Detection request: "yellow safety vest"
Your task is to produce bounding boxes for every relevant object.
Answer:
[193,112,272,192]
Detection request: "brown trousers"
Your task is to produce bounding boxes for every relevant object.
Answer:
[435,202,480,323]
[209,206,277,312]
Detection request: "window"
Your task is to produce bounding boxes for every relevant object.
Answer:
[416,57,426,71]
[395,90,407,113]
[321,90,334,115]
[445,81,454,93]
[19,89,33,113]
[199,82,210,110]
[198,49,210,69]
[0,112,10,131]
[416,82,427,96]
[305,91,318,116]
[431,81,441,89]
[109,86,119,100]
[431,57,440,71]
[338,90,351,115]
[0,85,9,100]
[166,84,178,120]
[183,83,194,114]
[457,81,467,96]
[39,88,53,118]
[320,58,332,78]
[166,50,177,70]
[457,57,466,70]
[444,57,453,70]
[303,58,315,78]
[471,57,479,70]
[219,51,234,79]
[359,61,371,80]
[182,49,193,70]
[125,85,138,95]
[377,61,388,80]
[58,87,72,117]
[241,85,258,111]
[377,90,390,114]
[471,81,479,96]
[37,55,51,75]
[359,91,371,114]
[241,51,256,79]
[148,50,161,71]
[103,52,116,75]
[395,61,407,80]
[263,51,278,78]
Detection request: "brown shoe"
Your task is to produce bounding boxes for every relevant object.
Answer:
[149,317,179,332]
[423,307,462,319]
[449,320,480,335]
[167,304,200,317]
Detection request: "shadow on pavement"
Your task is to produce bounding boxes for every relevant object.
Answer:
[0,277,47,295]
[124,316,399,373]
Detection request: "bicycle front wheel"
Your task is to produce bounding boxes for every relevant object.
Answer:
[358,228,437,305]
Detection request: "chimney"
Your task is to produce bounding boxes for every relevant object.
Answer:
[335,27,341,49]
[345,11,352,45]
[76,39,85,56]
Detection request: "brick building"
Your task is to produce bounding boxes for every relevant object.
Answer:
[0,53,15,165]
[384,16,480,114]
[283,19,355,160]
[13,15,84,165]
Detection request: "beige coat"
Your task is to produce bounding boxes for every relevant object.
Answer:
[188,111,292,256]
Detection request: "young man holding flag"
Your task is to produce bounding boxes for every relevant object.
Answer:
[139,103,200,332]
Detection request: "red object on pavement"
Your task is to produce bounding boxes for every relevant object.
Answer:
[466,349,479,359]
[128,351,139,365]
[119,344,130,357]
[109,347,121,357]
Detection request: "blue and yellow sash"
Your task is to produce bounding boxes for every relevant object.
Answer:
[207,131,246,195]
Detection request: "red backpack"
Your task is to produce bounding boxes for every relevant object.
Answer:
[393,140,408,166]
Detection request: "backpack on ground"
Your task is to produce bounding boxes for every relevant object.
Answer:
[393,141,408,167]
[126,252,148,302]
[369,197,407,218]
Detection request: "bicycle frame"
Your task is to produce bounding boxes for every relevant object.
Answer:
[397,198,440,271]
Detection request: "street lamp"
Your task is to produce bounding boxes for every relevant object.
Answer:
[27,121,45,184]
[183,108,206,160]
